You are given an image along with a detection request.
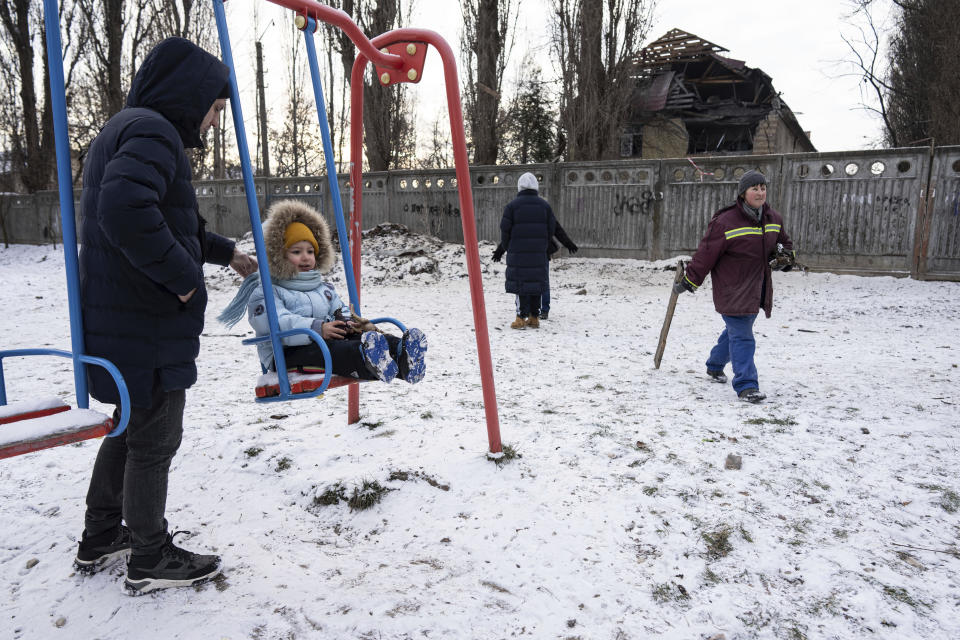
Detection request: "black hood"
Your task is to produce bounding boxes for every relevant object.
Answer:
[126,37,229,149]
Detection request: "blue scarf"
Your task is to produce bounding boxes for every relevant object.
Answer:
[217,271,328,328]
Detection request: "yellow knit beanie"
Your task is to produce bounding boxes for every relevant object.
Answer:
[283,222,319,254]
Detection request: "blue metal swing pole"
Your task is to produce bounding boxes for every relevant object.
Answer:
[28,0,130,433]
[300,16,362,314]
[42,0,88,407]
[212,0,295,397]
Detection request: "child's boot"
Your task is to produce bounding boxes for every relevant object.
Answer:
[510,316,526,329]
[398,328,428,384]
[525,316,540,329]
[361,331,398,382]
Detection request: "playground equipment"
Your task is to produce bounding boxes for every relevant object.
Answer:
[1,0,501,458]
[212,0,502,453]
[0,0,131,459]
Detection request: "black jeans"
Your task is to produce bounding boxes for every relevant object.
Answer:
[284,335,402,380]
[515,294,540,318]
[84,377,185,555]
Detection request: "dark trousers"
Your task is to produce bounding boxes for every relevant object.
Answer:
[514,294,540,318]
[706,314,759,394]
[540,268,551,314]
[84,377,185,555]
[284,335,402,380]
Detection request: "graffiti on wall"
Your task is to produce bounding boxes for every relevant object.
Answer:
[612,191,655,217]
[403,202,461,218]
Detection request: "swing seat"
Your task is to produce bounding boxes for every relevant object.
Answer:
[254,370,363,399]
[0,397,113,459]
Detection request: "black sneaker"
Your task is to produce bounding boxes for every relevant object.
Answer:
[738,388,766,404]
[122,531,221,595]
[75,524,132,574]
[540,312,549,320]
[707,370,727,384]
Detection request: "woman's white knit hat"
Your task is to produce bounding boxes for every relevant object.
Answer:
[517,172,539,192]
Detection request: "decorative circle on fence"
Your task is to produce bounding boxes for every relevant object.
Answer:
[585,171,596,182]
[870,162,885,176]
[536,174,544,183]
[732,167,745,179]
[425,179,432,188]
[567,172,578,183]
[820,163,835,177]
[377,179,384,188]
[897,160,911,173]
[601,170,612,181]
[492,175,500,184]
[399,179,408,189]
[844,162,859,176]
[673,168,685,181]
[952,159,960,173]
[451,178,458,187]
[713,167,726,180]
[798,164,810,178]
[476,175,485,184]
[618,170,630,182]
[437,178,445,188]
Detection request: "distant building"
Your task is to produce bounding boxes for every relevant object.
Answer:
[623,29,816,159]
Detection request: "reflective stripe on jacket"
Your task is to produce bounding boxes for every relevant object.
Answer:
[684,200,793,318]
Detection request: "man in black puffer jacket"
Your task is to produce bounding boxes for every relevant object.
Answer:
[74,38,257,595]
[494,172,557,329]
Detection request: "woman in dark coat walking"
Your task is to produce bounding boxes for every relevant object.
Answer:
[494,172,556,329]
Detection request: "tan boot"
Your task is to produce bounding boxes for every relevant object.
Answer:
[525,315,540,328]
[510,316,526,329]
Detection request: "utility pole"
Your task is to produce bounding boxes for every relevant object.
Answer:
[256,40,271,177]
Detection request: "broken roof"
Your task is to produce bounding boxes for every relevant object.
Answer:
[631,28,815,152]
[636,28,729,67]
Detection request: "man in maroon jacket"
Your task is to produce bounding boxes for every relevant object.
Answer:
[674,170,795,403]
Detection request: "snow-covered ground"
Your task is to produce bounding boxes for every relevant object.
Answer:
[1,228,958,640]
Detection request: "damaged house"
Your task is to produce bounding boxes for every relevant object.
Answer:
[624,29,816,158]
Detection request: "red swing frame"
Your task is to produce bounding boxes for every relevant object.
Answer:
[258,1,503,454]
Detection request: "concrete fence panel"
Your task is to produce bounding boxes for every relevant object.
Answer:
[923,146,960,278]
[779,148,929,275]
[3,149,959,280]
[662,155,782,260]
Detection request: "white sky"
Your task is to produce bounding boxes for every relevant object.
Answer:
[224,0,895,157]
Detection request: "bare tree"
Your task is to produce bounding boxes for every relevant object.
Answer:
[418,114,453,169]
[269,22,323,177]
[549,0,654,161]
[840,4,899,146]
[332,0,417,171]
[0,0,56,192]
[885,0,960,145]
[844,0,960,146]
[460,0,516,165]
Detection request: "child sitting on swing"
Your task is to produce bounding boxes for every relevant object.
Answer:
[219,200,427,383]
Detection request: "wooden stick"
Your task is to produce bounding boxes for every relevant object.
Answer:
[654,259,685,369]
